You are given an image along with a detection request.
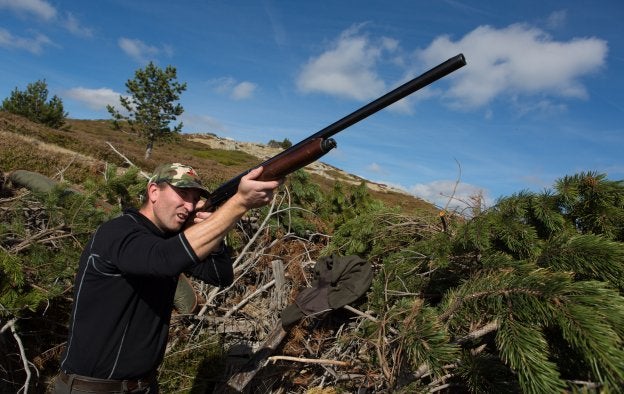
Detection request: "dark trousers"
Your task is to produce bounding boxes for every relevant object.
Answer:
[53,371,158,393]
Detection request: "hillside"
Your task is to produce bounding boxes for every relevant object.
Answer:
[2,111,624,393]
[0,111,434,213]
[0,111,435,392]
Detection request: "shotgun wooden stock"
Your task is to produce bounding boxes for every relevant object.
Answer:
[204,53,467,209]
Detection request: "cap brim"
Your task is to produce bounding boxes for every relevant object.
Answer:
[187,183,211,198]
[197,188,211,199]
[165,181,211,199]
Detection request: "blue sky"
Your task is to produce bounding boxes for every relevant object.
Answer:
[1,1,622,210]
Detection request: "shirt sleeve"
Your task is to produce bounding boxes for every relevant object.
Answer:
[110,219,198,277]
[186,241,234,287]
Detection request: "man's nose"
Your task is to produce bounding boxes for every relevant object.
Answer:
[184,200,195,212]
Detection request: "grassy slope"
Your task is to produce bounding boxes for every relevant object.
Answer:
[0,111,434,213]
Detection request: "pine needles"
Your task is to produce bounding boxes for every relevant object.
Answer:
[325,174,624,392]
[1,120,624,392]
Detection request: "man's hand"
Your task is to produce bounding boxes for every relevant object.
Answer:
[190,200,212,225]
[233,167,282,210]
[183,166,282,260]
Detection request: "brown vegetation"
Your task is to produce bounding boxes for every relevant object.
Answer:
[1,111,432,213]
[0,111,434,393]
[3,111,624,393]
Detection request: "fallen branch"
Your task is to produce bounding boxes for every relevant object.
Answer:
[456,320,499,344]
[224,279,276,318]
[267,355,351,367]
[105,142,150,179]
[1,318,32,394]
[0,317,15,333]
[215,323,288,392]
[232,195,278,270]
[182,315,256,334]
[568,380,602,390]
[55,154,79,182]
[410,320,499,382]
[198,195,279,314]
[343,304,399,335]
[12,225,70,253]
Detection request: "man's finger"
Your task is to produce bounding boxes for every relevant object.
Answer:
[244,166,264,180]
[195,199,207,210]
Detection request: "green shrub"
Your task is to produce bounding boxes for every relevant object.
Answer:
[2,80,67,128]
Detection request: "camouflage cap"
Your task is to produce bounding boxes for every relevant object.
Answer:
[149,163,210,198]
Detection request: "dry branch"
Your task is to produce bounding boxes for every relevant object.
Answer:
[224,279,276,319]
[216,323,288,392]
[1,318,32,394]
[105,141,150,179]
[267,355,350,367]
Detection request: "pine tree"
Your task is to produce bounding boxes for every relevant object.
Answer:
[1,79,67,128]
[107,62,187,159]
[328,172,624,392]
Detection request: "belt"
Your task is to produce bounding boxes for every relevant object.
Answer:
[59,370,154,392]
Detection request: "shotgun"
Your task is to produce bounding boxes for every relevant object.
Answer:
[205,53,467,209]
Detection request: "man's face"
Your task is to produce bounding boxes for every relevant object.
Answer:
[150,182,201,233]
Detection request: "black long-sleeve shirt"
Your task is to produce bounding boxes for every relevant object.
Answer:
[60,208,233,379]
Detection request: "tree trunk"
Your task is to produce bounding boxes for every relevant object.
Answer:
[145,139,153,160]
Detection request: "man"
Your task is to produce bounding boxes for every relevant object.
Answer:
[54,163,281,393]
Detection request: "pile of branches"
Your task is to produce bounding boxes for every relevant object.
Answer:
[158,194,455,393]
[2,163,624,394]
[160,189,371,393]
[0,164,380,393]
[0,166,121,393]
[167,172,624,394]
[0,187,83,393]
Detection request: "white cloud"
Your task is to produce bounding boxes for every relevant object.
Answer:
[295,22,607,114]
[182,114,226,134]
[162,44,174,58]
[211,77,235,94]
[546,10,567,30]
[484,108,493,120]
[118,37,169,64]
[366,162,385,174]
[417,23,608,109]
[0,27,53,54]
[296,26,391,101]
[513,97,567,116]
[410,180,492,212]
[64,87,124,111]
[0,0,56,20]
[0,1,92,38]
[231,81,257,100]
[209,77,257,100]
[62,12,93,38]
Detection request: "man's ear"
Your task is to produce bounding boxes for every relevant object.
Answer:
[147,182,160,203]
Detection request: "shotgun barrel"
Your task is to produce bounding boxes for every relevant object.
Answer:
[206,53,467,208]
